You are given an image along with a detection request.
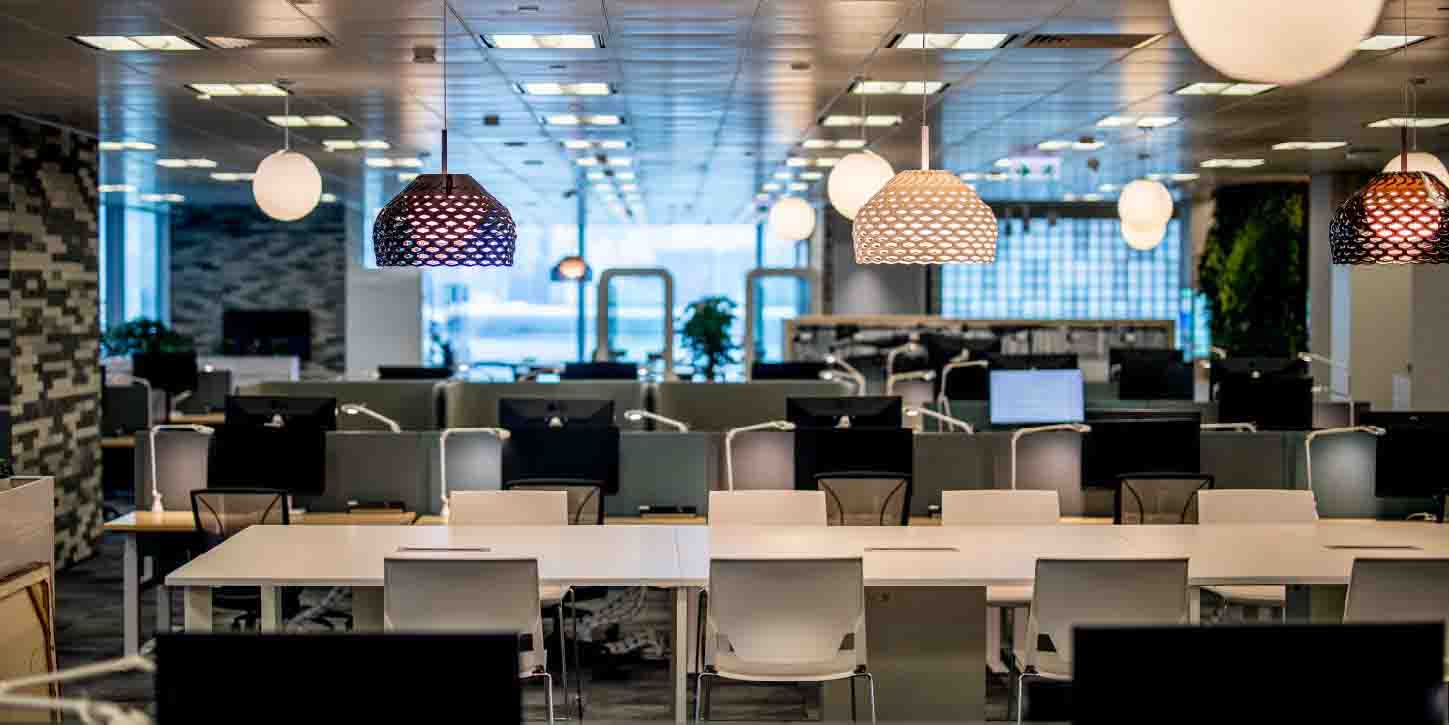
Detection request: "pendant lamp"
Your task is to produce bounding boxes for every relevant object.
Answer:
[827,76,894,220]
[1122,220,1168,252]
[1118,179,1173,229]
[550,255,592,281]
[372,3,516,267]
[768,196,816,241]
[253,81,322,222]
[851,0,996,265]
[1169,0,1384,86]
[1383,152,1449,187]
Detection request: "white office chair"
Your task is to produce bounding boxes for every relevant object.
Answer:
[1197,489,1319,618]
[708,490,827,526]
[1016,557,1190,724]
[447,490,579,717]
[941,490,1060,675]
[383,552,556,723]
[699,557,875,723]
[1344,557,1449,663]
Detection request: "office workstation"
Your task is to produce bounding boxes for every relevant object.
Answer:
[7,1,1449,723]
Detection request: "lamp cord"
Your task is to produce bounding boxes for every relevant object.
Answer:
[441,0,449,177]
[283,92,290,151]
[919,0,928,170]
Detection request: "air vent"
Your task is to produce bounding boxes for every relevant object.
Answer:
[204,35,334,50]
[1020,34,1162,50]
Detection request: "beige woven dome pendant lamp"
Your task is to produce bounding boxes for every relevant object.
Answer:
[852,1,997,265]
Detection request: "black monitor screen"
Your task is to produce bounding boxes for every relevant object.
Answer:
[224,396,337,431]
[786,396,902,429]
[751,361,830,381]
[793,427,914,492]
[1073,624,1445,725]
[1082,409,1202,488]
[377,366,454,380]
[1108,347,1183,369]
[502,427,621,494]
[498,398,615,428]
[222,309,311,361]
[985,353,1079,371]
[941,363,990,401]
[1363,412,1449,498]
[1210,356,1309,395]
[1118,359,1195,401]
[1216,375,1313,430]
[155,633,522,725]
[133,351,199,396]
[209,426,328,495]
[560,362,638,380]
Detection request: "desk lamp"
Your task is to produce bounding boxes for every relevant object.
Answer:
[822,354,867,396]
[624,409,689,433]
[885,369,935,395]
[437,427,511,520]
[1304,425,1385,493]
[147,424,214,513]
[884,339,926,376]
[724,420,796,491]
[1300,352,1355,425]
[340,403,402,433]
[904,406,974,433]
[936,358,988,410]
[1201,422,1258,432]
[1010,424,1091,490]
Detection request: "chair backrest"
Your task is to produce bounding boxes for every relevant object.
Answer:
[189,489,289,551]
[709,557,864,666]
[1197,489,1318,524]
[941,490,1060,526]
[384,552,542,638]
[709,490,827,526]
[1344,558,1449,625]
[503,479,603,524]
[816,472,910,526]
[1029,558,1189,671]
[449,490,568,526]
[1115,473,1214,525]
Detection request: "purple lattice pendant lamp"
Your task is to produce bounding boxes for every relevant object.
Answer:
[1330,139,1449,265]
[373,169,517,267]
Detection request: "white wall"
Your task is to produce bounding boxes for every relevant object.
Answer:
[1349,266,1413,409]
[343,205,423,378]
[1411,266,1449,409]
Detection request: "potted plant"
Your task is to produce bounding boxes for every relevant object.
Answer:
[101,318,197,394]
[679,296,739,382]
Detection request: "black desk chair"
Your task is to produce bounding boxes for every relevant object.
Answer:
[815,471,911,526]
[189,488,301,630]
[1114,473,1214,525]
[504,478,605,525]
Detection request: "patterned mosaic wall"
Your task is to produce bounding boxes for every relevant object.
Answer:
[0,115,103,568]
[170,204,346,377]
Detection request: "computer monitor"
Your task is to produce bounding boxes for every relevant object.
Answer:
[502,426,621,494]
[560,362,639,380]
[377,365,454,380]
[155,633,522,724]
[190,370,233,413]
[101,383,152,435]
[208,426,328,495]
[1081,409,1202,488]
[985,353,1079,371]
[1216,374,1314,430]
[224,396,338,431]
[498,398,615,428]
[222,308,311,361]
[1072,623,1445,725]
[989,370,1085,426]
[1108,347,1182,374]
[1363,412,1449,500]
[1209,356,1309,397]
[750,361,830,381]
[786,396,903,429]
[132,351,199,396]
[1117,358,1195,401]
[793,427,914,493]
[941,361,991,401]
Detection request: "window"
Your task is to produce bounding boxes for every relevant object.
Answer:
[100,201,170,330]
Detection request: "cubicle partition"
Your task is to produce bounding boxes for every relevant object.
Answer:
[441,381,648,428]
[612,433,718,516]
[653,380,844,432]
[248,381,448,431]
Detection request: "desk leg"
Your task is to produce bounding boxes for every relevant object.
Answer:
[671,587,691,725]
[123,534,140,655]
[1188,586,1202,624]
[259,586,281,632]
[184,587,213,633]
[353,587,384,631]
[155,585,172,636]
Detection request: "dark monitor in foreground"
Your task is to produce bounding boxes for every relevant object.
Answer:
[560,362,639,380]
[209,427,328,495]
[751,361,830,381]
[985,353,1079,371]
[1216,374,1313,430]
[133,351,199,396]
[498,398,615,428]
[1117,358,1195,400]
[224,395,338,431]
[1072,623,1445,725]
[990,369,1085,425]
[155,633,522,724]
[786,396,902,429]
[1363,411,1449,500]
[378,365,454,380]
[502,426,621,494]
[1082,409,1201,488]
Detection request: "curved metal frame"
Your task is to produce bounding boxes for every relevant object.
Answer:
[594,267,675,380]
[743,267,822,376]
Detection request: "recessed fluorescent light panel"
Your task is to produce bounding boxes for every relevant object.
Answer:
[209,172,255,182]
[800,171,824,181]
[73,35,200,51]
[889,33,1012,50]
[773,171,793,180]
[156,158,217,168]
[1201,158,1266,168]
[1272,141,1347,151]
[786,157,809,167]
[99,140,157,151]
[851,80,947,95]
[187,83,289,97]
[544,114,623,126]
[320,193,338,203]
[1358,34,1428,51]
[1176,82,1276,96]
[98,184,135,193]
[519,82,613,96]
[821,114,903,127]
[814,158,840,168]
[1368,117,1449,128]
[960,172,981,181]
[483,34,602,49]
[398,172,420,182]
[366,157,424,168]
[268,115,349,128]
[1095,115,1179,128]
[1037,140,1073,151]
[787,182,809,191]
[762,183,782,191]
[139,193,185,203]
[323,139,390,151]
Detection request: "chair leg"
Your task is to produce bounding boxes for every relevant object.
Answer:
[850,677,858,722]
[693,672,712,723]
[568,588,583,720]
[556,604,569,720]
[1016,672,1027,725]
[860,672,877,725]
[539,671,556,725]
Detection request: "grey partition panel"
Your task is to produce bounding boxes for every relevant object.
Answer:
[984,431,1088,516]
[250,381,446,430]
[1290,432,1431,519]
[293,432,435,514]
[912,433,995,516]
[653,380,843,432]
[1199,432,1294,490]
[611,432,717,515]
[134,432,213,511]
[723,430,796,490]
[942,401,990,432]
[442,381,647,428]
[1312,401,1373,429]
[436,431,505,500]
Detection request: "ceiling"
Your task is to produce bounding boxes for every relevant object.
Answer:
[4,0,1448,226]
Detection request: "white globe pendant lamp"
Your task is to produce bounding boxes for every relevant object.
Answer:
[768,196,816,241]
[1383,152,1449,186]
[252,80,322,222]
[1117,178,1174,229]
[1122,219,1168,251]
[828,150,894,220]
[1169,0,1384,86]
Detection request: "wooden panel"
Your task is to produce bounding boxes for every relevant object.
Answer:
[0,478,54,581]
[0,564,57,723]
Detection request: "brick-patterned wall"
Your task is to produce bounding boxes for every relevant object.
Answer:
[170,204,346,377]
[0,115,103,568]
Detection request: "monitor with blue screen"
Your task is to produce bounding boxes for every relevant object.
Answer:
[989,369,1085,425]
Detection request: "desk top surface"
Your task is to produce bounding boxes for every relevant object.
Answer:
[165,519,1449,590]
[104,510,418,533]
[169,412,226,426]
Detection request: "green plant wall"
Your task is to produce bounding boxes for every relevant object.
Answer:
[1198,183,1308,357]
